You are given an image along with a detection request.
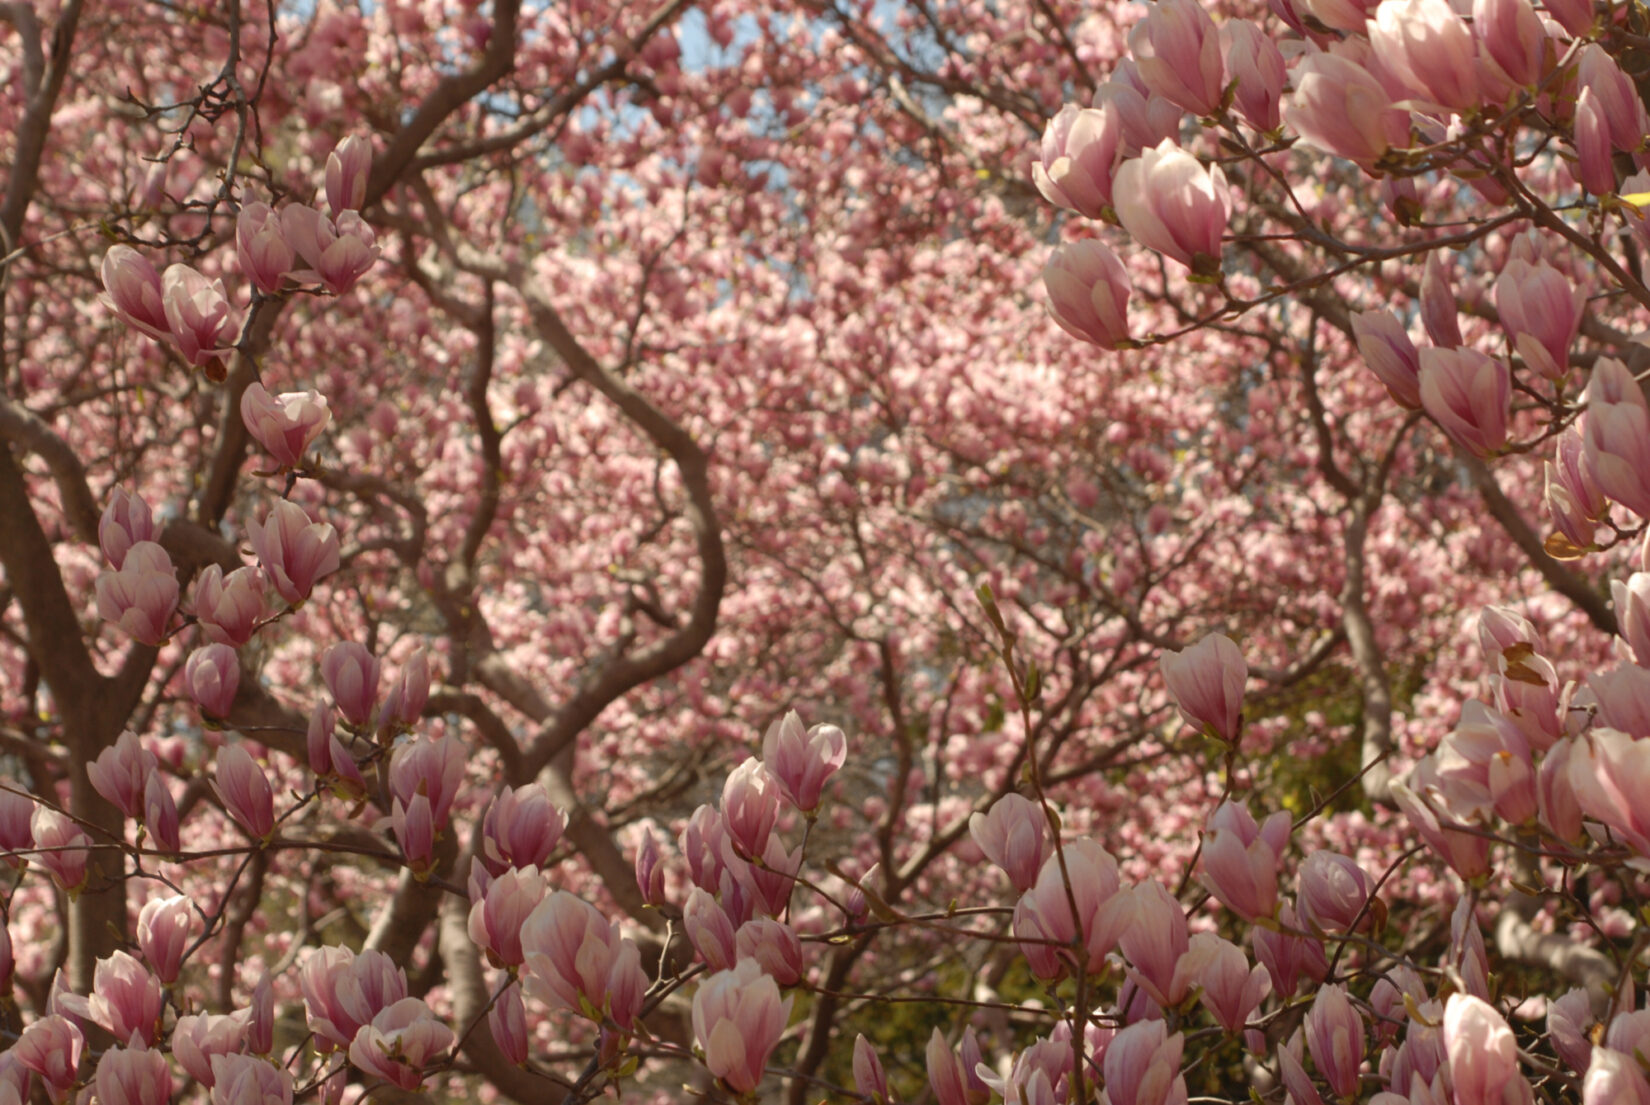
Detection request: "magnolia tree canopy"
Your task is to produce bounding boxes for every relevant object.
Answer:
[1,0,1649,1100]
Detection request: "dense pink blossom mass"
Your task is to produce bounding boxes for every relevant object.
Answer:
[3,0,1650,1099]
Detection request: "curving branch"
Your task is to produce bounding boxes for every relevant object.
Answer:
[0,400,99,543]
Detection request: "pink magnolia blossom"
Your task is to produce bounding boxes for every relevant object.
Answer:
[1305,984,1364,1099]
[185,643,241,720]
[1567,727,1650,856]
[969,791,1051,892]
[1095,67,1183,158]
[171,1013,247,1086]
[96,541,179,646]
[1102,1019,1188,1105]
[1351,309,1423,409]
[1419,347,1511,458]
[13,1015,85,1103]
[1113,140,1229,276]
[99,488,156,569]
[1495,258,1583,381]
[1578,45,1647,152]
[209,1054,293,1105]
[136,893,193,983]
[247,972,275,1054]
[1584,357,1650,519]
[1591,663,1650,737]
[853,1035,891,1103]
[298,946,408,1052]
[927,1028,972,1105]
[1034,103,1124,219]
[721,756,780,858]
[379,648,431,731]
[1295,850,1371,934]
[1575,88,1617,197]
[320,640,380,728]
[1393,760,1494,878]
[760,710,847,812]
[326,135,373,216]
[1583,1048,1650,1105]
[1433,700,1538,825]
[489,982,530,1066]
[693,959,792,1094]
[30,806,92,893]
[1223,20,1285,133]
[482,783,566,876]
[387,734,466,828]
[247,499,340,605]
[161,263,240,366]
[1119,879,1194,1008]
[0,789,29,864]
[280,204,379,294]
[468,865,550,967]
[88,950,163,1045]
[634,825,667,906]
[1474,0,1546,92]
[192,564,268,647]
[144,772,181,853]
[235,202,295,293]
[1160,632,1246,742]
[1253,901,1329,997]
[1184,932,1269,1034]
[685,886,740,971]
[1127,0,1225,116]
[1615,573,1650,668]
[1012,837,1130,978]
[1368,0,1478,112]
[392,794,435,875]
[1537,737,1585,842]
[1199,801,1290,921]
[1421,251,1463,349]
[101,246,171,341]
[88,730,157,819]
[1547,988,1594,1075]
[736,917,804,986]
[1283,51,1408,169]
[1044,239,1132,349]
[213,743,276,840]
[94,1045,171,1105]
[348,998,454,1091]
[521,889,647,1027]
[1445,994,1529,1105]
[240,382,331,469]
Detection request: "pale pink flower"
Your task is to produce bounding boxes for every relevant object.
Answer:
[144,772,181,853]
[761,711,847,812]
[387,734,466,828]
[136,894,193,983]
[1369,0,1478,111]
[1496,258,1584,381]
[489,982,529,1066]
[240,382,330,469]
[482,783,566,876]
[1224,20,1285,133]
[468,865,550,968]
[391,795,435,876]
[521,889,647,1027]
[1445,994,1528,1105]
[348,998,454,1091]
[101,246,171,341]
[1102,1019,1188,1105]
[13,1015,85,1102]
[185,643,241,720]
[969,792,1051,892]
[1420,347,1511,458]
[193,564,268,647]
[1160,632,1246,742]
[320,640,380,728]
[1033,103,1125,218]
[171,1012,248,1085]
[280,204,378,295]
[854,1035,890,1103]
[1295,851,1371,935]
[1305,984,1364,1099]
[1584,358,1650,519]
[1252,900,1328,998]
[30,806,92,893]
[685,887,739,971]
[96,541,179,646]
[1128,0,1225,116]
[1119,879,1194,1008]
[1583,1048,1650,1105]
[1567,727,1650,857]
[1474,0,1545,92]
[1283,51,1408,169]
[1200,801,1290,922]
[93,1045,171,1105]
[736,918,804,986]
[1044,239,1132,349]
[379,647,431,731]
[634,825,667,906]
[99,488,156,569]
[1185,932,1269,1034]
[326,135,373,216]
[1012,837,1130,978]
[213,744,275,840]
[1113,140,1228,275]
[162,263,240,366]
[236,202,295,294]
[721,756,780,858]
[209,1053,293,1105]
[247,499,340,605]
[1352,309,1423,409]
[88,950,163,1045]
[693,959,793,1094]
[298,946,407,1052]
[88,730,157,819]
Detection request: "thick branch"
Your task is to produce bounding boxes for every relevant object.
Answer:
[0,0,83,244]
[0,400,100,543]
